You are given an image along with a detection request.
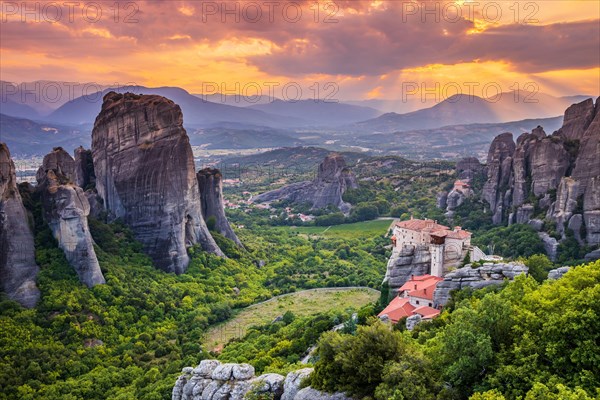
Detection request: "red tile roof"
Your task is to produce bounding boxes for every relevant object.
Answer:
[413,306,441,319]
[396,218,449,233]
[446,229,471,240]
[398,274,443,301]
[378,297,415,324]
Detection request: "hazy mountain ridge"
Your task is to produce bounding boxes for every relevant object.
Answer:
[247,99,381,126]
[44,86,309,128]
[351,92,592,133]
[0,113,89,156]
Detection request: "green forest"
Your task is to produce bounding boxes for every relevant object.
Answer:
[306,262,600,400]
[0,209,387,399]
[1,157,599,399]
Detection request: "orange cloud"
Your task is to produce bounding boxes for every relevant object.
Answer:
[0,0,597,99]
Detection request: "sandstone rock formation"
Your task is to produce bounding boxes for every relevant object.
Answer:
[253,153,358,213]
[482,132,515,224]
[384,244,431,294]
[281,368,314,400]
[73,146,106,219]
[584,248,600,262]
[293,388,352,400]
[0,143,40,307]
[433,262,528,306]
[197,169,242,246]
[481,98,600,250]
[37,148,105,287]
[172,361,329,400]
[74,146,96,189]
[548,266,571,280]
[91,92,223,274]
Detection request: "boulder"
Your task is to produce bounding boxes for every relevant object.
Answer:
[282,368,314,400]
[232,363,254,380]
[548,266,571,280]
[172,375,187,400]
[293,387,353,400]
[568,214,584,245]
[0,143,40,307]
[253,373,285,398]
[406,314,422,331]
[584,248,600,262]
[433,263,528,306]
[515,204,534,224]
[91,92,223,274]
[194,360,221,378]
[538,232,559,262]
[528,219,544,231]
[212,363,236,381]
[37,148,105,287]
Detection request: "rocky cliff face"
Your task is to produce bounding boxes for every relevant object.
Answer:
[482,132,516,224]
[74,146,96,189]
[384,244,431,293]
[482,98,600,249]
[433,262,528,306]
[197,169,242,246]
[91,92,223,274]
[0,143,40,307]
[37,148,105,287]
[253,154,358,213]
[173,361,349,400]
[437,157,483,216]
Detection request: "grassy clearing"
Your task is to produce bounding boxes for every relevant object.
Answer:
[286,219,395,239]
[204,287,380,352]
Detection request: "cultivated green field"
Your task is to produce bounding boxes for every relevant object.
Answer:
[287,218,395,239]
[204,287,380,352]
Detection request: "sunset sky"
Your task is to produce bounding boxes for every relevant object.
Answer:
[1,0,599,101]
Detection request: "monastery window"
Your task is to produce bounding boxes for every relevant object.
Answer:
[416,300,420,305]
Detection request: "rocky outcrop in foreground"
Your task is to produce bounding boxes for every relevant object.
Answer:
[92,92,223,273]
[197,169,242,246]
[173,361,350,400]
[0,143,40,307]
[482,97,600,249]
[37,148,105,287]
[433,262,528,306]
[253,154,358,213]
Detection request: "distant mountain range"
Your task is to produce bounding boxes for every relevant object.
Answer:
[1,80,114,116]
[44,86,309,128]
[0,80,593,132]
[246,99,380,126]
[350,92,591,133]
[349,116,566,160]
[0,113,89,156]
